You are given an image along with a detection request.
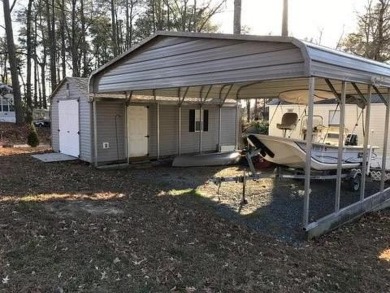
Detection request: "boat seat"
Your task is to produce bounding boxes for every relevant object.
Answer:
[277,112,298,137]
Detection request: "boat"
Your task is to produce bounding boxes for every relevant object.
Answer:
[245,133,373,171]
[245,89,376,171]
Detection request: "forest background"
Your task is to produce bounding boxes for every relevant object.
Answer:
[1,0,390,124]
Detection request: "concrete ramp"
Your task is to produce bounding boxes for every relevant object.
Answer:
[32,153,77,163]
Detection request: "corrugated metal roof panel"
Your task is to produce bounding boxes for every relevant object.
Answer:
[89,32,390,98]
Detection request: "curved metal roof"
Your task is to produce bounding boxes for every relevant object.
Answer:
[89,32,390,101]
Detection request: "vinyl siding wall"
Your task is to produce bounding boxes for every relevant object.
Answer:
[53,86,237,164]
[136,103,236,158]
[220,107,237,146]
[95,101,126,163]
[368,104,390,168]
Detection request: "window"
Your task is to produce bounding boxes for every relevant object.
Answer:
[328,110,340,125]
[0,97,14,112]
[189,109,209,132]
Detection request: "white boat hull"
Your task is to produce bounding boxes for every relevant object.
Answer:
[246,134,369,171]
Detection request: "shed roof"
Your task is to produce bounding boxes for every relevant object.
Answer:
[89,32,390,101]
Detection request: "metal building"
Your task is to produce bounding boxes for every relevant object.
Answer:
[89,32,390,238]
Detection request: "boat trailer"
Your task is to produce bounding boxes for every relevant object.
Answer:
[210,146,381,205]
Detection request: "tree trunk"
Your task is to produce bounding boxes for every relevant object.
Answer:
[25,0,34,123]
[374,0,387,61]
[34,13,39,108]
[233,0,241,34]
[47,0,57,91]
[40,50,47,109]
[111,0,119,56]
[60,0,66,79]
[71,0,79,76]
[282,0,288,36]
[3,0,24,124]
[81,0,88,76]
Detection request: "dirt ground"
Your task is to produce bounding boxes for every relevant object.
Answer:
[0,146,389,292]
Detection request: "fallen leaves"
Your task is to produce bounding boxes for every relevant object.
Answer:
[2,275,9,284]
[379,248,390,262]
[0,146,389,292]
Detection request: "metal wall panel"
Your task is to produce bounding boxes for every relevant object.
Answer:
[307,46,390,86]
[97,37,304,92]
[105,42,295,76]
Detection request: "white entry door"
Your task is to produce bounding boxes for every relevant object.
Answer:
[58,100,80,157]
[127,106,148,157]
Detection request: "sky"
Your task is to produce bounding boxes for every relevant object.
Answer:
[1,0,367,49]
[214,0,367,48]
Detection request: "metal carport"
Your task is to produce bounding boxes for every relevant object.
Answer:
[89,31,390,238]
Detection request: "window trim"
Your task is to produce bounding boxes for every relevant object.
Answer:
[189,109,209,132]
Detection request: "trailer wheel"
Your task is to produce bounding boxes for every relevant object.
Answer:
[350,173,361,192]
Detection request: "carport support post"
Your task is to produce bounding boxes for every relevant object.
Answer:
[157,102,160,159]
[360,85,372,200]
[218,106,222,150]
[303,77,315,227]
[235,102,240,149]
[93,98,98,167]
[177,87,188,155]
[125,92,131,165]
[380,89,390,191]
[335,81,347,212]
[178,106,182,155]
[199,105,203,153]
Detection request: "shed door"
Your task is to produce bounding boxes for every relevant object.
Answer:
[127,106,148,157]
[58,100,80,157]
